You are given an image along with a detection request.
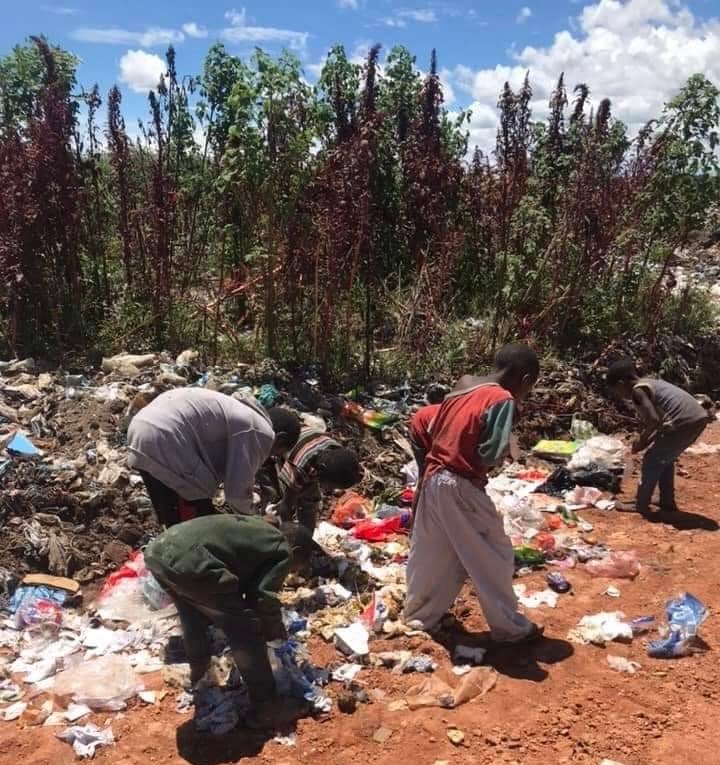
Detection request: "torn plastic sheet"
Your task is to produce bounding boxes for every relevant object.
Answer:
[57,724,114,758]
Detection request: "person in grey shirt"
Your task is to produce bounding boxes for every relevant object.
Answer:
[607,358,712,515]
[127,388,301,526]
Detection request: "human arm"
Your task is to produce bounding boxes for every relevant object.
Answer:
[631,387,661,453]
[248,550,291,641]
[225,430,274,513]
[477,399,515,466]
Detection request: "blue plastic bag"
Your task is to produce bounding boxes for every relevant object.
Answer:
[647,592,707,658]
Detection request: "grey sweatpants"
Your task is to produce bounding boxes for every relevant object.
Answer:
[404,469,533,641]
[637,420,707,510]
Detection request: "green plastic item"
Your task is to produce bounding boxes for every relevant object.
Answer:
[513,545,546,566]
[532,440,578,457]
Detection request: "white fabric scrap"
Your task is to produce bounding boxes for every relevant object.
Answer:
[514,584,559,609]
[568,612,633,646]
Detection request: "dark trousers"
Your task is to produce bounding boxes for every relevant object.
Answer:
[140,470,216,527]
[145,557,276,704]
[637,420,706,510]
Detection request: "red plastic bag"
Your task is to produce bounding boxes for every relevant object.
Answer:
[100,550,146,598]
[330,491,372,527]
[352,514,410,542]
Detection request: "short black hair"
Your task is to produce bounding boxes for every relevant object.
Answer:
[494,344,540,380]
[268,407,302,449]
[316,447,361,488]
[426,383,449,405]
[606,357,639,386]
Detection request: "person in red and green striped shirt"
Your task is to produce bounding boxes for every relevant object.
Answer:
[268,428,361,531]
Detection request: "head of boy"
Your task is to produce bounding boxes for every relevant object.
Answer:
[314,448,362,492]
[494,344,540,402]
[605,357,639,400]
[268,408,302,457]
[280,522,323,576]
[426,383,449,405]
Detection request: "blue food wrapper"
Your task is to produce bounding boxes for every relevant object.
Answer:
[7,584,68,615]
[647,592,707,658]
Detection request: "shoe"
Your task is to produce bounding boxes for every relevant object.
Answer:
[495,623,545,645]
[243,698,309,730]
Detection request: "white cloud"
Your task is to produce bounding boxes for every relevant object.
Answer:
[221,7,308,51]
[382,7,438,27]
[447,0,720,153]
[338,0,360,8]
[182,22,209,39]
[517,6,533,24]
[224,8,247,26]
[73,27,184,47]
[119,50,166,93]
[42,5,78,15]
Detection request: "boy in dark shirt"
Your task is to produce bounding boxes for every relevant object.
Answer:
[606,358,711,514]
[145,515,320,727]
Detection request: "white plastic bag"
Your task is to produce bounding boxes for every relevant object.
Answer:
[568,436,625,471]
[53,655,143,711]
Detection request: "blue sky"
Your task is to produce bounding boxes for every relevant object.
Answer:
[3,0,719,151]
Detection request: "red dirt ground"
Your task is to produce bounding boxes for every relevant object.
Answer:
[3,425,720,765]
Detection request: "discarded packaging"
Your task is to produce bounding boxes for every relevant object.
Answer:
[568,612,633,646]
[53,655,143,711]
[57,724,114,758]
[568,436,625,471]
[405,666,497,710]
[334,623,370,657]
[585,551,640,580]
[648,592,708,658]
[607,655,641,674]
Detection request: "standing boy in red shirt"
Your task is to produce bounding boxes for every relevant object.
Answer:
[404,345,543,643]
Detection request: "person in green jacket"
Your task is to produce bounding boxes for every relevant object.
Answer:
[144,514,321,726]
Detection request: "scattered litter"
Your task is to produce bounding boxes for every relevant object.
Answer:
[0,701,27,721]
[6,431,41,458]
[331,663,362,683]
[533,440,578,459]
[400,655,437,674]
[453,645,486,666]
[446,727,465,746]
[334,623,370,657]
[138,691,158,704]
[586,551,640,580]
[546,573,571,593]
[648,592,708,658]
[605,586,621,598]
[57,724,114,758]
[273,732,297,746]
[568,612,633,646]
[405,667,497,710]
[607,655,641,674]
[568,436,625,471]
[629,616,656,635]
[514,584,559,609]
[53,655,143,711]
[452,665,473,676]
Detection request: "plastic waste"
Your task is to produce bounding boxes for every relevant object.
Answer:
[0,701,27,721]
[334,623,370,657]
[405,666,497,710]
[532,440,578,459]
[6,431,41,458]
[607,655,641,674]
[513,546,546,566]
[571,465,621,493]
[568,436,625,471]
[566,486,603,506]
[514,584,558,609]
[53,655,144,711]
[533,532,556,552]
[256,383,280,408]
[570,416,598,442]
[568,612,633,646]
[647,592,708,658]
[401,655,437,674]
[585,551,640,580]
[331,663,363,683]
[57,724,114,758]
[330,491,373,527]
[453,645,486,665]
[341,401,400,431]
[546,572,571,593]
[352,514,411,542]
[8,583,68,615]
[142,572,172,610]
[629,616,655,635]
[16,597,63,632]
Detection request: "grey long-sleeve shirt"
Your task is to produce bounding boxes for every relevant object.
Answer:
[127,388,274,513]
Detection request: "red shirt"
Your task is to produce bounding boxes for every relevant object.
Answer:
[409,403,441,454]
[424,383,512,485]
